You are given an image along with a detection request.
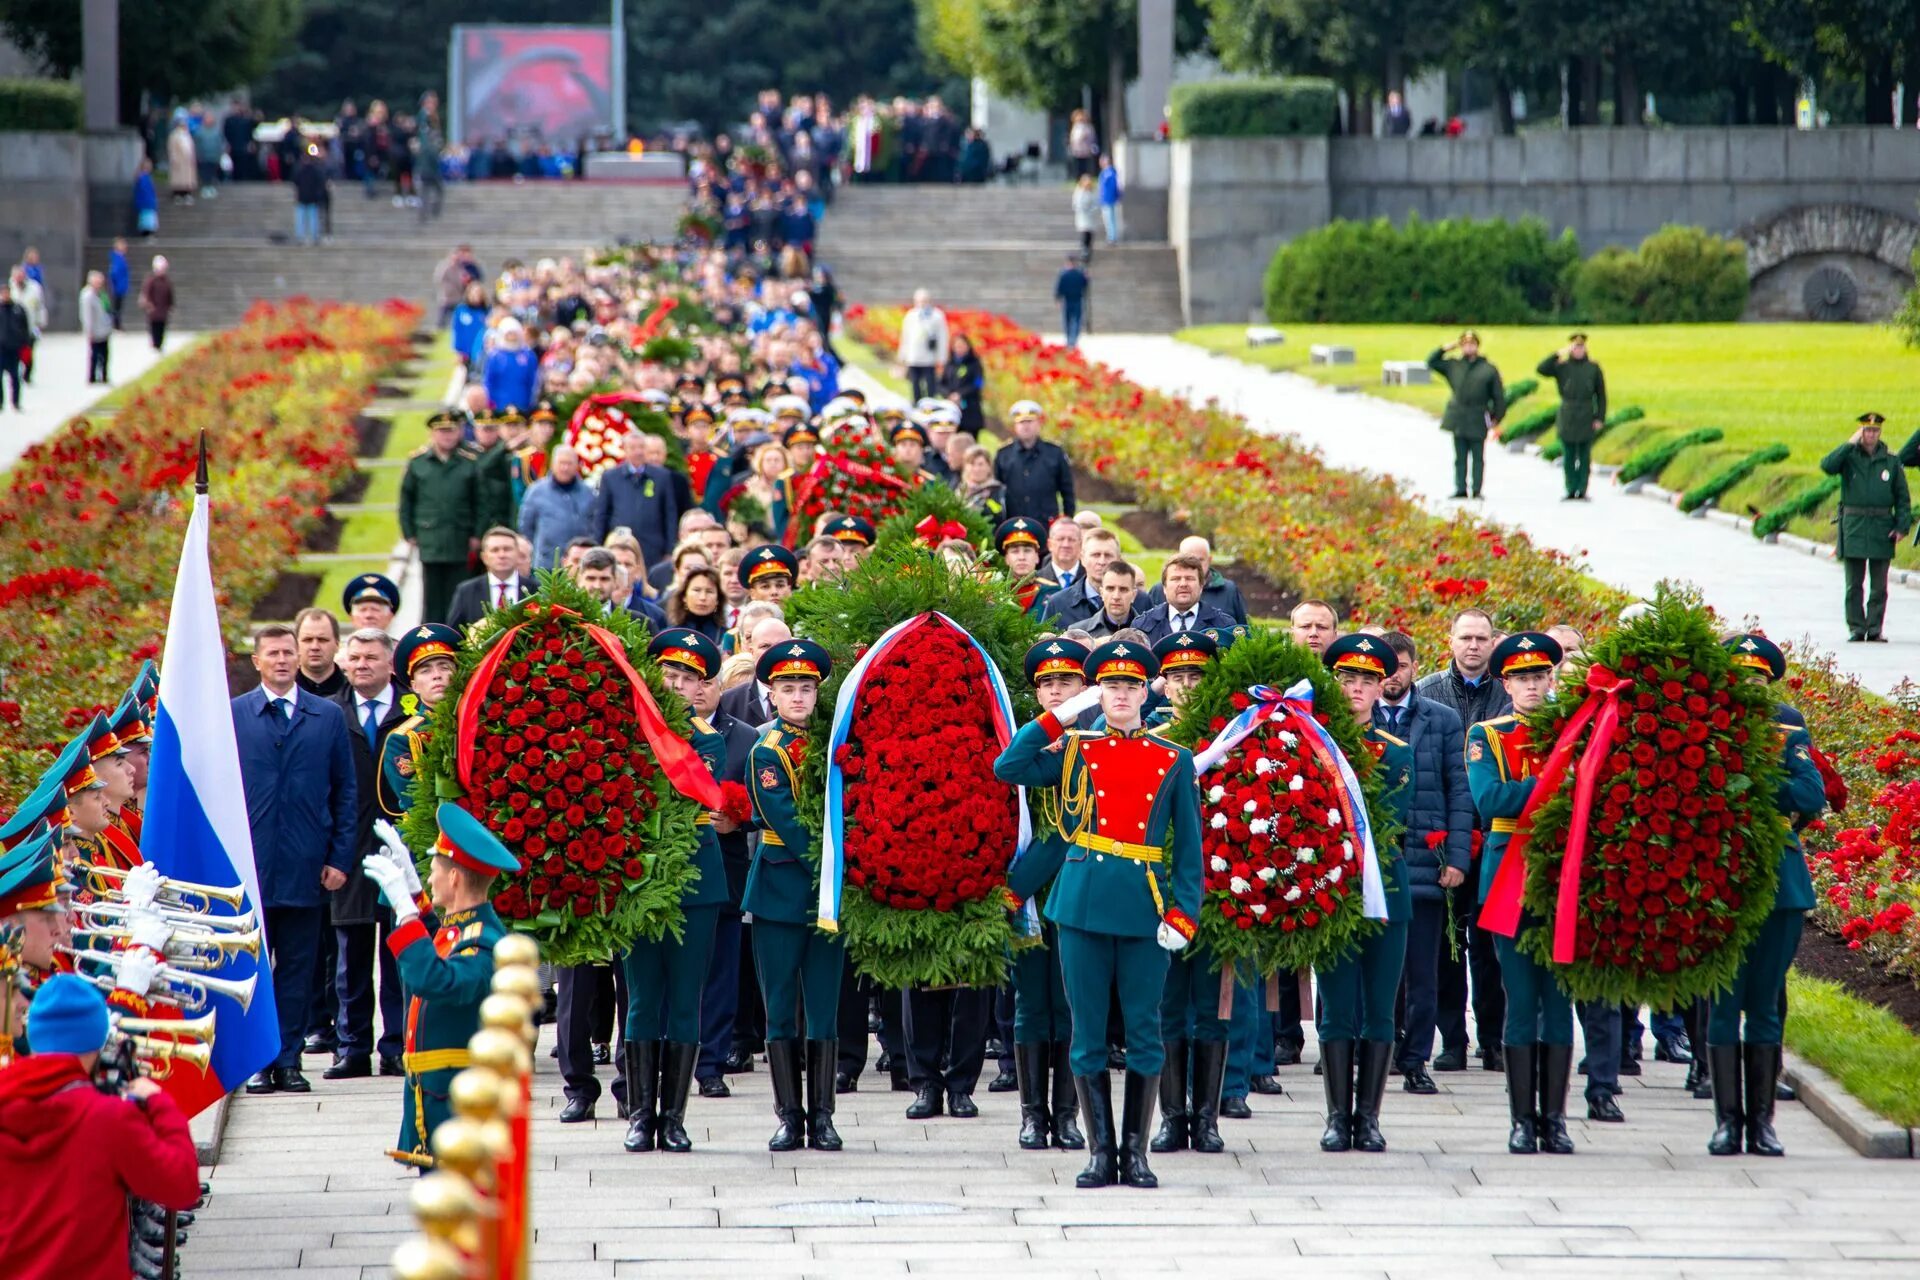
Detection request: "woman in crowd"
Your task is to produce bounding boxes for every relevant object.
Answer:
[483,319,540,414]
[739,442,792,543]
[943,334,986,436]
[666,566,728,645]
[1072,176,1100,257]
[959,447,1006,520]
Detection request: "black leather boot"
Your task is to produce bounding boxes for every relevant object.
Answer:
[1352,1039,1392,1153]
[1015,1042,1051,1151]
[1189,1040,1228,1154]
[1073,1072,1117,1188]
[805,1039,843,1151]
[621,1040,658,1153]
[657,1041,698,1153]
[1706,1042,1743,1155]
[1743,1041,1785,1156]
[1119,1069,1160,1188]
[1150,1038,1189,1153]
[1504,1043,1538,1154]
[1537,1043,1576,1154]
[1319,1039,1354,1152]
[766,1039,805,1152]
[1051,1042,1085,1149]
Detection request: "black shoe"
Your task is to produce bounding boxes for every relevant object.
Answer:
[1050,1042,1085,1150]
[876,1049,893,1073]
[548,1043,560,1059]
[724,1049,756,1074]
[622,1041,659,1152]
[868,1008,883,1034]
[1654,1034,1693,1064]
[1743,1041,1785,1156]
[805,1040,843,1151]
[302,1035,336,1056]
[835,1071,857,1095]
[657,1041,698,1153]
[1151,1038,1189,1153]
[276,1067,312,1094]
[1352,1040,1392,1153]
[1273,1041,1303,1067]
[699,1076,731,1099]
[985,1037,1008,1059]
[1848,633,1865,643]
[592,1041,612,1066]
[1617,1057,1643,1077]
[1219,1094,1253,1119]
[1868,634,1889,643]
[323,1055,371,1080]
[947,1091,979,1118]
[1587,1093,1625,1122]
[558,1094,596,1124]
[1073,1073,1118,1188]
[987,1067,1018,1093]
[1504,1043,1537,1154]
[1707,1042,1743,1155]
[1016,1042,1051,1150]
[905,1082,944,1119]
[1432,1047,1468,1072]
[1118,1070,1160,1189]
[766,1040,805,1152]
[379,1055,405,1077]
[1319,1039,1354,1152]
[891,1068,913,1093]
[1481,1044,1505,1072]
[1106,1046,1128,1072]
[1250,1074,1284,1096]
[1190,1041,1228,1154]
[244,1070,278,1094]
[1537,1044,1576,1154]
[1450,490,1469,499]
[1401,1064,1438,1095]
[1777,1080,1796,1102]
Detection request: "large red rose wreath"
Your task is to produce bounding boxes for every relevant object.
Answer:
[784,419,914,548]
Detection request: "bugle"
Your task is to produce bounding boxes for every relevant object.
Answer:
[74,923,264,969]
[59,948,258,1014]
[113,1011,217,1044]
[86,864,249,912]
[121,1034,213,1078]
[77,899,258,935]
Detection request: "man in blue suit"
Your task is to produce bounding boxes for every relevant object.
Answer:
[1133,555,1236,646]
[590,425,681,565]
[232,622,358,1094]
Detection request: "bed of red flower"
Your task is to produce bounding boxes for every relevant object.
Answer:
[0,298,419,801]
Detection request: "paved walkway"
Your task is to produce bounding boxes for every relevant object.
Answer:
[0,330,196,471]
[1075,335,1914,695]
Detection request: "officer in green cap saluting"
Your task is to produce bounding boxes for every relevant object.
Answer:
[1820,412,1911,642]
[1536,333,1606,501]
[361,801,519,1169]
[1428,330,1506,500]
[400,411,480,625]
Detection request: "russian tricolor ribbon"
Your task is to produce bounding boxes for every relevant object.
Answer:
[817,613,1035,935]
[1478,665,1632,961]
[1192,681,1387,922]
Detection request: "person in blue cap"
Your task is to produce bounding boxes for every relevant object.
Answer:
[744,637,844,1154]
[361,801,518,1169]
[378,624,461,818]
[995,638,1203,1190]
[343,573,402,634]
[619,628,731,1155]
[1708,633,1827,1157]
[1313,633,1413,1154]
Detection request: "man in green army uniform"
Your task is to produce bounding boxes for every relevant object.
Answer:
[620,628,730,1155]
[469,409,518,530]
[360,801,519,1169]
[1819,412,1911,642]
[1427,330,1506,500]
[995,638,1204,1191]
[378,625,460,818]
[745,638,846,1154]
[1313,634,1412,1154]
[1466,631,1576,1156]
[1707,634,1827,1158]
[400,412,480,624]
[1536,333,1606,501]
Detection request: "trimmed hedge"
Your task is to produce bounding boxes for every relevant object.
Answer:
[1540,404,1644,462]
[1499,404,1559,445]
[0,78,81,131]
[1503,377,1540,409]
[1265,215,1580,324]
[1754,475,1843,539]
[1619,427,1724,484]
[1168,78,1337,139]
[1572,225,1749,324]
[1680,444,1791,513]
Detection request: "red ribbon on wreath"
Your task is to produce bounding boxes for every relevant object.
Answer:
[631,296,679,346]
[1478,664,1631,963]
[914,515,968,547]
[782,454,913,547]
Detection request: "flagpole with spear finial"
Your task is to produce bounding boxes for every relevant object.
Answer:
[196,430,208,496]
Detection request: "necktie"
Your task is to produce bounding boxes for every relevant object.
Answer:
[1175,610,1192,632]
[1058,569,1073,590]
[495,579,508,608]
[271,696,291,722]
[1386,705,1403,733]
[362,698,381,750]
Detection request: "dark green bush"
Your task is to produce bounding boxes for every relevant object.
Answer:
[1572,225,1749,323]
[0,78,81,131]
[1503,377,1540,408]
[1679,444,1790,513]
[1619,427,1724,484]
[1499,405,1559,445]
[1265,215,1581,324]
[1168,78,1337,138]
[1542,404,1644,461]
[1753,476,1842,539]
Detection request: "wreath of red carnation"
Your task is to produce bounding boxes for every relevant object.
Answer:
[785,422,914,548]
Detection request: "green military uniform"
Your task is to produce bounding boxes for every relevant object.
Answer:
[399,418,480,624]
[470,435,516,531]
[1427,336,1506,499]
[378,701,430,818]
[1536,339,1606,500]
[1819,415,1912,641]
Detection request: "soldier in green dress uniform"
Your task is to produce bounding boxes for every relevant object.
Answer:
[361,801,520,1170]
[745,638,846,1153]
[1314,634,1413,1154]
[400,412,481,624]
[377,625,460,819]
[997,518,1060,617]
[1465,631,1575,1155]
[620,628,730,1155]
[470,409,518,529]
[1819,412,1912,642]
[1427,330,1506,500]
[995,639,1204,1190]
[1536,333,1606,500]
[1708,634,1827,1157]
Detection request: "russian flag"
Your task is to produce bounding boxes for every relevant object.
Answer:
[138,478,280,1115]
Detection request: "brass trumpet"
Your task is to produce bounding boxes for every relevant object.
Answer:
[87,864,250,913]
[75,923,265,969]
[78,899,258,935]
[113,1011,217,1044]
[59,948,258,1014]
[122,1034,213,1078]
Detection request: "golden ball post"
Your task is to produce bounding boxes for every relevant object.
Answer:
[388,1235,467,1280]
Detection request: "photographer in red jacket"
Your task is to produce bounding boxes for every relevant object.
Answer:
[0,974,202,1279]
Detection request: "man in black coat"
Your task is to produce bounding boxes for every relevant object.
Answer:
[445,526,533,630]
[1144,537,1250,625]
[1039,527,1121,628]
[590,427,681,564]
[993,401,1076,524]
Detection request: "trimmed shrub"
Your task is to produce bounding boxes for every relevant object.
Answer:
[1499,404,1559,445]
[1754,476,1843,539]
[1897,242,1920,348]
[0,78,81,131]
[1572,225,1749,323]
[1541,405,1643,462]
[1680,444,1791,513]
[1503,377,1540,409]
[1265,215,1581,324]
[1168,78,1337,138]
[1618,427,1725,484]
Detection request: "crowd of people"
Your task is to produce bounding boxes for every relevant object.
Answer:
[0,246,175,413]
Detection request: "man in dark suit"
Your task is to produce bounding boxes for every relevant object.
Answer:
[1134,554,1237,645]
[1143,537,1250,625]
[1039,527,1121,629]
[324,627,411,1079]
[445,526,533,630]
[718,617,791,728]
[590,426,681,565]
[232,623,358,1094]
[693,672,762,1096]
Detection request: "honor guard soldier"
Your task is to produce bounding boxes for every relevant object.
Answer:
[745,638,846,1153]
[1820,412,1912,642]
[1466,631,1577,1155]
[1314,635,1413,1154]
[66,713,141,873]
[1427,330,1506,500]
[1,821,67,997]
[344,572,402,634]
[378,625,461,818]
[996,518,1060,615]
[620,629,731,1155]
[361,802,518,1169]
[782,417,822,477]
[888,420,934,481]
[400,411,481,625]
[1709,634,1827,1157]
[739,544,799,605]
[825,515,875,563]
[106,690,153,845]
[995,639,1204,1190]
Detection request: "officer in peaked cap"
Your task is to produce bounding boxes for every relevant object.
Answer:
[738,544,799,603]
[344,572,402,634]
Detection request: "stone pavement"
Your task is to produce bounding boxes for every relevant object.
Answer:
[1073,335,1916,696]
[0,330,196,472]
[195,1029,1920,1280]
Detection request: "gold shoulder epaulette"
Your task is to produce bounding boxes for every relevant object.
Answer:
[691,715,716,735]
[1374,729,1408,748]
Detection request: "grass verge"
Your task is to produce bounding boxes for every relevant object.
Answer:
[1784,969,1920,1128]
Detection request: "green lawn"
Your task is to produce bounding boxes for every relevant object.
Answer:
[1179,323,1920,562]
[1784,970,1920,1128]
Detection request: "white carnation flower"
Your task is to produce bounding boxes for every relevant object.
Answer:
[1249,903,1268,916]
[1257,867,1278,882]
[1208,784,1226,804]
[1279,731,1298,748]
[1210,855,1229,873]
[1285,886,1303,902]
[1209,813,1228,831]
[1253,757,1275,776]
[1229,876,1251,896]
[1342,840,1353,857]
[1327,866,1343,883]
[1327,809,1343,826]
[1294,848,1316,864]
[1242,799,1258,815]
[1288,775,1304,792]
[1249,819,1270,836]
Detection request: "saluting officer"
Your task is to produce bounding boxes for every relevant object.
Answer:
[995,638,1204,1190]
[378,625,461,818]
[745,638,846,1153]
[1314,634,1413,1154]
[1820,412,1912,642]
[399,412,480,624]
[1427,330,1506,500]
[1536,333,1606,501]
[1465,631,1576,1156]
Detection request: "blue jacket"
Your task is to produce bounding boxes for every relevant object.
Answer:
[108,251,130,297]
[516,473,596,571]
[482,347,539,414]
[450,304,487,362]
[590,462,681,564]
[1098,167,1122,206]
[230,686,358,909]
[1375,692,1471,902]
[1133,601,1237,646]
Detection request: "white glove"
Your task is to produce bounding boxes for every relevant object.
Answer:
[1054,686,1103,724]
[114,947,161,998]
[1156,922,1190,953]
[372,820,423,895]
[361,856,420,923]
[120,863,163,910]
[126,910,173,956]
